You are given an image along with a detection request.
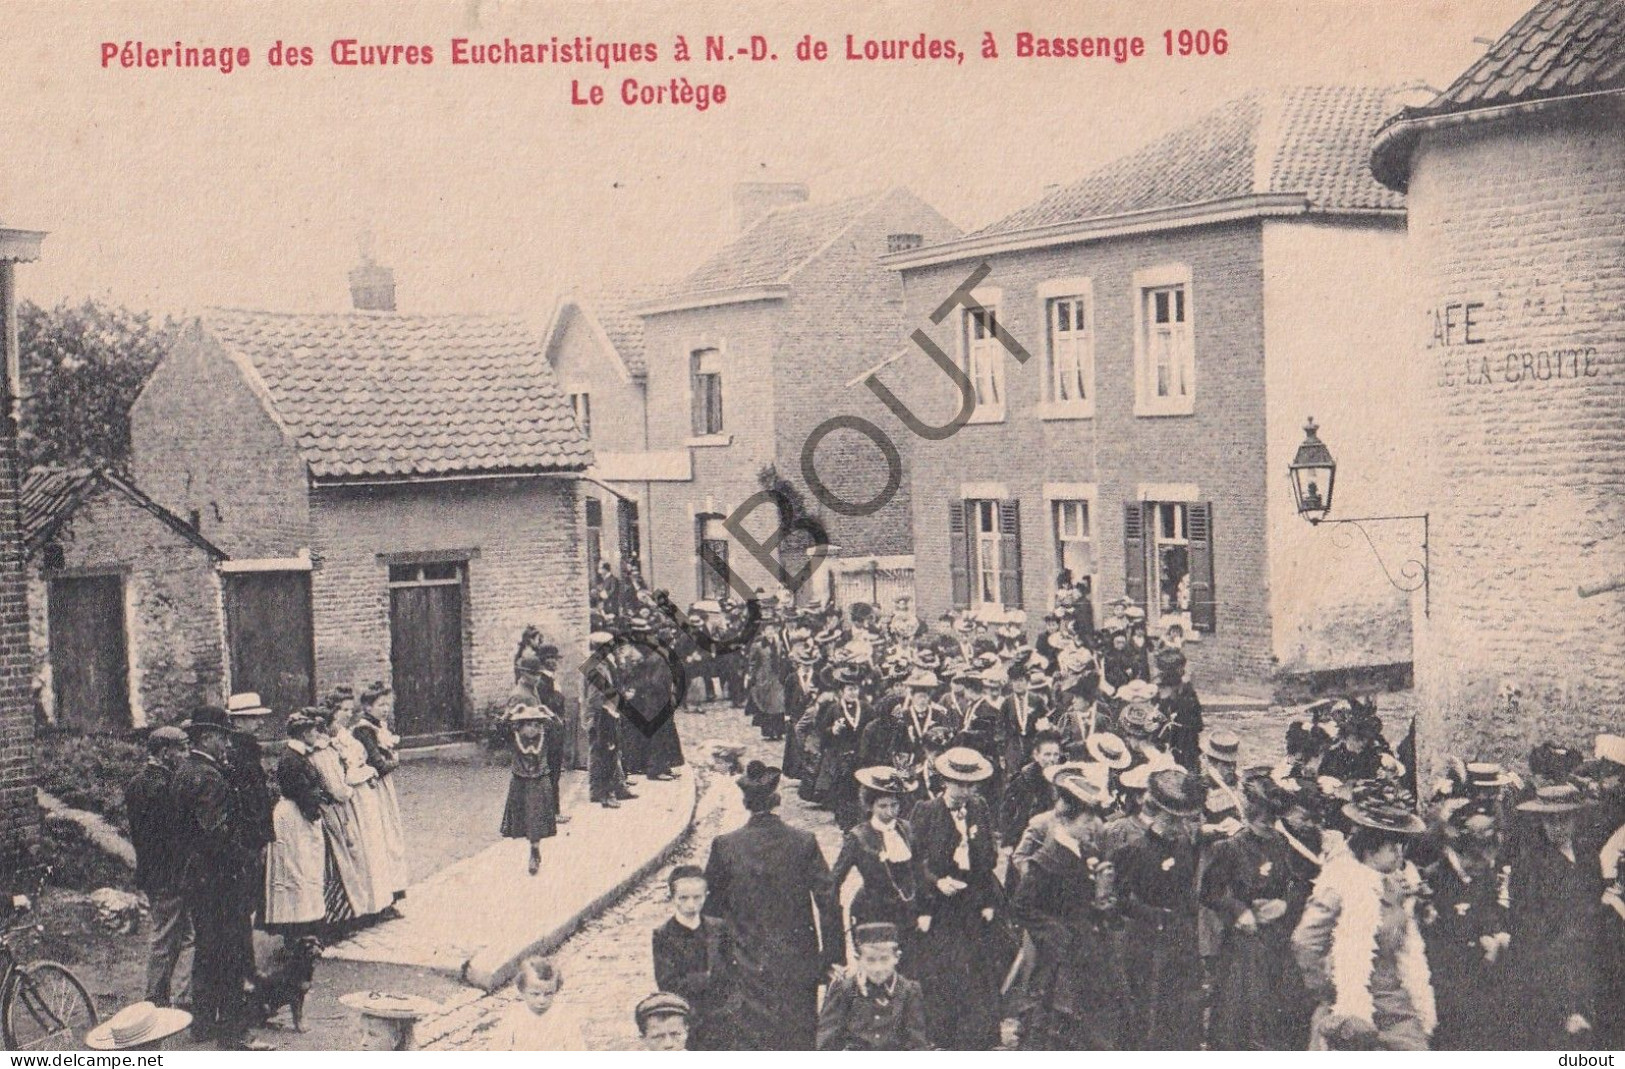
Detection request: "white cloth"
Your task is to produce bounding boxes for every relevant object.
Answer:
[950,807,971,871]
[871,817,912,864]
[264,796,325,925]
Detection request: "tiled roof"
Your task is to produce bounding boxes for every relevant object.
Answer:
[204,309,592,480]
[661,190,890,303]
[1371,0,1624,190]
[21,466,226,558]
[1422,0,1623,116]
[592,297,647,378]
[974,85,1403,239]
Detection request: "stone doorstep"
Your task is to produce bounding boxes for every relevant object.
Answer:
[323,768,700,994]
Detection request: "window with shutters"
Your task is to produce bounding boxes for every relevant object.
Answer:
[958,498,1022,611]
[962,306,1005,422]
[1133,264,1195,416]
[690,348,724,436]
[1045,293,1093,413]
[1124,500,1216,634]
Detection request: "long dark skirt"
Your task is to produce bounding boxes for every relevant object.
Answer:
[1207,927,1309,1050]
[499,775,558,842]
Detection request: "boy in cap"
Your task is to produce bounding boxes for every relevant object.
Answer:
[635,992,692,1050]
[816,923,929,1050]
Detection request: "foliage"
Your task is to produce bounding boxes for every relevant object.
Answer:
[17,298,180,471]
[39,817,134,892]
[35,732,147,836]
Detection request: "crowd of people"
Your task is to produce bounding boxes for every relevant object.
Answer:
[119,686,409,1049]
[600,583,1623,1051]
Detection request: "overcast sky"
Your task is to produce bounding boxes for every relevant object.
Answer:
[1,0,1532,321]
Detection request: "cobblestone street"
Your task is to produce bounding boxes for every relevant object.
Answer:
[424,701,842,1051]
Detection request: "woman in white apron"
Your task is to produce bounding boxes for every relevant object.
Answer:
[309,705,384,918]
[353,682,409,903]
[328,696,397,915]
[264,713,337,931]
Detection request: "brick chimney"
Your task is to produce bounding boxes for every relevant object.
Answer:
[348,230,396,312]
[886,233,923,254]
[732,182,809,236]
[0,222,44,866]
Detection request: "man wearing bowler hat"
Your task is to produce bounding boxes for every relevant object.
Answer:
[701,762,842,1049]
[171,716,268,1050]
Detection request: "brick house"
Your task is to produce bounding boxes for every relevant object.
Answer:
[540,292,689,586]
[634,184,960,608]
[0,223,45,864]
[22,467,228,732]
[129,279,593,740]
[1370,0,1625,762]
[885,86,1423,694]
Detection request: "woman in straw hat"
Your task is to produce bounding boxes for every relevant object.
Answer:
[909,747,1008,1050]
[1505,782,1604,1049]
[831,767,922,946]
[1008,764,1121,1050]
[1291,785,1434,1050]
[813,664,873,830]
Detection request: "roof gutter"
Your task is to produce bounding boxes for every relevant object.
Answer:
[311,467,591,489]
[1371,88,1625,193]
[633,284,790,317]
[880,193,1315,271]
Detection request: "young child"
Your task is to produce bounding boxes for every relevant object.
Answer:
[815,923,929,1050]
[650,865,740,1050]
[487,957,587,1050]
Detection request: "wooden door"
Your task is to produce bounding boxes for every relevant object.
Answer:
[388,563,467,739]
[224,571,316,721]
[48,575,130,731]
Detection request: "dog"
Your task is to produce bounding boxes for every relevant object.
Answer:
[246,934,322,1032]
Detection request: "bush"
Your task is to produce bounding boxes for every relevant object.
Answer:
[35,732,146,836]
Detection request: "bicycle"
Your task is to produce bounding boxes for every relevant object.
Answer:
[0,867,99,1050]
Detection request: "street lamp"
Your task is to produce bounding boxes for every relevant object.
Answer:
[1288,417,1336,524]
[1289,416,1430,616]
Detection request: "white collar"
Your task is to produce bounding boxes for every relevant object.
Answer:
[857,973,898,998]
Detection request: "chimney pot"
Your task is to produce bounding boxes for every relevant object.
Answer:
[349,255,395,312]
[732,182,809,236]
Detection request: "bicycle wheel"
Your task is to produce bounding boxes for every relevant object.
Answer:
[3,961,98,1050]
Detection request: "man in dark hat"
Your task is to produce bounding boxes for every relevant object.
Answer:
[815,922,929,1050]
[1009,765,1121,1050]
[910,747,1008,1050]
[701,762,842,1050]
[171,718,267,1049]
[1105,767,1206,1050]
[585,633,633,808]
[124,726,193,1008]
